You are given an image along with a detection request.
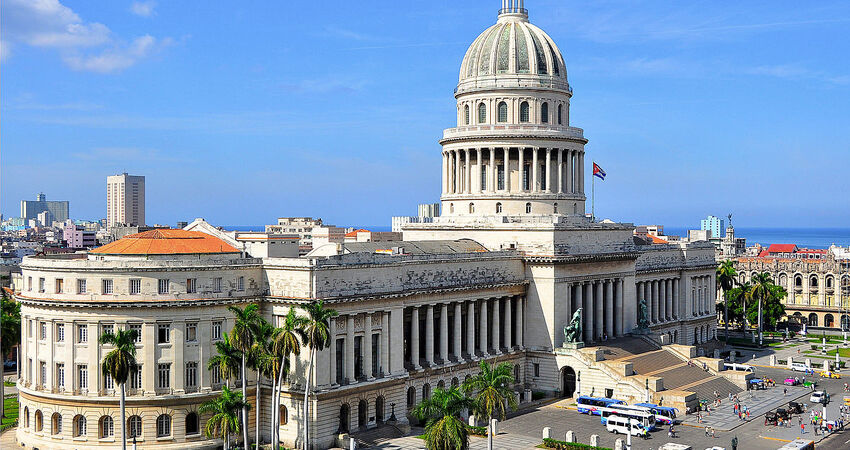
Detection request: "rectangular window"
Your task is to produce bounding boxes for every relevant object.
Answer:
[40,361,46,386]
[55,278,64,294]
[213,277,222,293]
[480,165,487,191]
[56,323,65,342]
[157,323,171,344]
[28,276,32,291]
[77,324,88,343]
[102,279,113,295]
[211,365,222,385]
[186,322,197,342]
[186,278,197,294]
[104,374,114,390]
[28,358,33,383]
[129,323,142,343]
[157,363,171,389]
[533,363,540,378]
[39,277,45,293]
[78,365,88,389]
[336,338,344,384]
[28,319,32,337]
[237,276,245,291]
[212,321,222,341]
[497,165,505,190]
[102,324,114,336]
[40,322,47,340]
[185,362,198,389]
[129,279,141,295]
[56,363,65,389]
[158,279,169,295]
[77,279,87,294]
[129,366,142,390]
[522,164,530,190]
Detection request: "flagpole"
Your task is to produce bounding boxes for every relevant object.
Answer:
[591,170,595,222]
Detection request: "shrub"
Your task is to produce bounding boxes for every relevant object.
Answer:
[532,391,546,401]
[467,425,488,436]
[541,438,612,450]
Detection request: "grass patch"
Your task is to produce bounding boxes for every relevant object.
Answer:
[2,396,19,429]
[3,380,15,387]
[825,348,850,358]
[540,438,613,449]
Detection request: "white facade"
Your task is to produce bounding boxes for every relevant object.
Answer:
[107,173,146,229]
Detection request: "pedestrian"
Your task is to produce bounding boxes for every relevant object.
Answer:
[705,426,710,437]
[746,409,750,420]
[732,436,738,450]
[801,422,805,434]
[784,387,788,396]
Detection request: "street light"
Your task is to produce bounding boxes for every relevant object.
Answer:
[645,378,650,402]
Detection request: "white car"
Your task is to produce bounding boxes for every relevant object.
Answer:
[791,362,808,372]
[810,391,826,404]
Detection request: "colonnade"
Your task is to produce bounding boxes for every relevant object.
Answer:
[328,311,393,385]
[564,279,624,342]
[407,296,524,368]
[442,148,583,196]
[636,278,679,325]
[691,275,712,317]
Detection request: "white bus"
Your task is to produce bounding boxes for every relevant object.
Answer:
[599,404,657,430]
[605,415,649,437]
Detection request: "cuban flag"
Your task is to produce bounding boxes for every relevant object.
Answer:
[593,162,606,180]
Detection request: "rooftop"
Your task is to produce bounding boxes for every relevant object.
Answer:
[90,229,240,256]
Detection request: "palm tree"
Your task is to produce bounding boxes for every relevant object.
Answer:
[265,307,307,450]
[461,361,518,450]
[298,300,338,450]
[412,387,476,450]
[100,328,139,450]
[716,260,737,343]
[199,385,249,450]
[0,290,21,419]
[248,318,273,448]
[228,303,261,448]
[208,333,242,384]
[751,272,774,346]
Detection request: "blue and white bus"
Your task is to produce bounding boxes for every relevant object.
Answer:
[576,396,625,415]
[634,403,679,425]
[599,404,657,430]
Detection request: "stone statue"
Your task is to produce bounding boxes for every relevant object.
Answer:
[637,298,650,329]
[564,308,583,343]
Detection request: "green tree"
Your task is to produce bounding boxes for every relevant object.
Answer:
[248,318,273,448]
[100,328,139,450]
[208,333,242,384]
[716,260,737,342]
[199,385,249,450]
[412,387,476,450]
[461,361,518,450]
[750,272,774,345]
[264,307,306,450]
[228,303,261,448]
[0,290,21,419]
[298,300,338,450]
[724,281,752,330]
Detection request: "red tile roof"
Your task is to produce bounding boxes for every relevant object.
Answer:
[344,229,370,238]
[91,229,240,255]
[767,244,797,254]
[648,235,668,244]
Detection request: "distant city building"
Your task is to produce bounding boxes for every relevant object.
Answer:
[700,215,724,239]
[343,229,403,243]
[392,202,441,232]
[688,229,711,242]
[265,217,343,254]
[36,210,54,227]
[107,173,146,229]
[63,221,97,248]
[418,202,441,218]
[20,193,69,223]
[176,221,189,229]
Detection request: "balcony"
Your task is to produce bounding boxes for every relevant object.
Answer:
[441,124,585,142]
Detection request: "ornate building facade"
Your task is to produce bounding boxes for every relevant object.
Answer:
[12,2,719,449]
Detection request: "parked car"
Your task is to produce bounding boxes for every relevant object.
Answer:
[788,401,803,414]
[810,391,827,404]
[791,362,809,372]
[2,360,15,372]
[776,408,790,420]
[784,377,798,386]
[764,411,778,425]
[819,371,841,379]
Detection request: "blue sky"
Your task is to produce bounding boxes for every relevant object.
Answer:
[3,0,850,228]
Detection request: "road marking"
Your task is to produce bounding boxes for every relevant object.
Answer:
[760,435,793,443]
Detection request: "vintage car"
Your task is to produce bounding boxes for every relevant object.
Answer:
[788,401,804,414]
[764,411,778,425]
[784,378,798,386]
[776,408,790,420]
[819,370,841,379]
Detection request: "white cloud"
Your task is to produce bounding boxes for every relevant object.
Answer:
[130,1,157,18]
[0,0,169,73]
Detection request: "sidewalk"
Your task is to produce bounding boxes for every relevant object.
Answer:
[368,433,540,449]
[681,385,811,431]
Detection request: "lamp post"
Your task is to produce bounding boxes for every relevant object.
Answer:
[576,372,581,397]
[645,378,650,402]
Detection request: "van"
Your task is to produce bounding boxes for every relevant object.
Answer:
[790,362,808,372]
[605,415,647,436]
[724,363,754,372]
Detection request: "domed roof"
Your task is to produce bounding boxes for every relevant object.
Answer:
[459,8,567,86]
[91,229,240,256]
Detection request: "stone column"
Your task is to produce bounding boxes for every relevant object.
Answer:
[659,279,666,322]
[616,279,625,336]
[364,313,373,379]
[329,318,337,384]
[410,307,420,369]
[566,150,573,193]
[492,298,501,353]
[504,147,511,192]
[516,296,524,348]
[666,279,673,321]
[480,300,489,354]
[440,303,449,363]
[673,278,679,319]
[390,308,404,374]
[346,315,355,382]
[518,148,525,191]
[651,280,658,323]
[580,282,591,343]
[579,151,585,194]
[441,152,447,195]
[565,282,573,332]
[532,148,539,191]
[605,280,614,338]
[595,281,603,340]
[505,296,513,350]
[557,149,564,193]
[381,312,390,376]
[425,305,435,365]
[545,148,552,192]
[473,148,481,193]
[453,303,463,360]
[465,150,472,193]
[489,148,496,193]
[467,301,476,357]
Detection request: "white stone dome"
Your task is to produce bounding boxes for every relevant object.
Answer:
[458,5,568,93]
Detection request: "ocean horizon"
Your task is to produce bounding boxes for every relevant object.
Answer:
[227,225,850,250]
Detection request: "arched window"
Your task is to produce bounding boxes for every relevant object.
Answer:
[525,202,532,213]
[185,412,199,435]
[520,101,530,122]
[810,275,819,287]
[35,410,43,432]
[449,203,454,214]
[156,414,171,438]
[497,102,508,122]
[795,275,803,287]
[51,412,62,435]
[451,377,459,388]
[514,365,521,382]
[825,314,835,328]
[826,276,834,289]
[279,405,288,425]
[73,414,86,437]
[99,416,114,438]
[437,380,445,390]
[127,416,142,439]
[23,407,29,428]
[464,104,470,125]
[422,383,431,400]
[553,203,558,213]
[478,103,487,123]
[496,202,502,213]
[573,203,578,214]
[557,104,563,124]
[469,203,475,214]
[338,404,350,433]
[541,102,549,123]
[808,313,818,327]
[406,387,416,407]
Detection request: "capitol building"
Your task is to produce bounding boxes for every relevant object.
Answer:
[11,2,723,449]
